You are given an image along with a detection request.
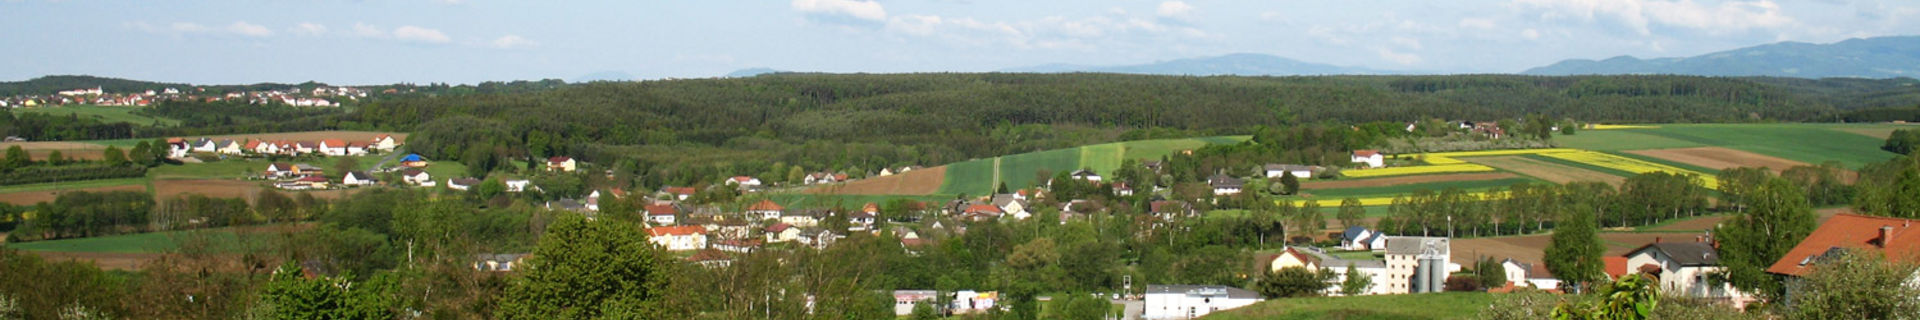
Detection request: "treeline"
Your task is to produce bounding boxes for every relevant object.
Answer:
[0,165,145,185]
[347,73,1920,190]
[0,112,141,141]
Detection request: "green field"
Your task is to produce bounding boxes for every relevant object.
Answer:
[1201,292,1497,320]
[1296,177,1537,198]
[0,178,149,193]
[935,136,1250,195]
[146,154,387,179]
[1559,123,1904,168]
[12,105,180,126]
[5,228,247,253]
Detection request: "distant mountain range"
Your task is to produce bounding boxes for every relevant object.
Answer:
[999,53,1393,76]
[1523,36,1920,78]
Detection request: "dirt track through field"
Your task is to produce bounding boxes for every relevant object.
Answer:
[1626,147,1807,173]
[0,184,148,205]
[1302,173,1518,189]
[804,166,947,195]
[1465,156,1624,186]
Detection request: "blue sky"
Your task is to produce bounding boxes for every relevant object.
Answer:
[2,0,1915,85]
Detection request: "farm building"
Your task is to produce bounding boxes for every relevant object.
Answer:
[1142,285,1262,319]
[1352,150,1384,168]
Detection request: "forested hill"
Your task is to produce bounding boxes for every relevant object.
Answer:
[0,75,193,96]
[345,73,1920,188]
[1000,53,1392,76]
[1523,36,1920,78]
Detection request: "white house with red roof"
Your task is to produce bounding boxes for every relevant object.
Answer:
[319,139,350,156]
[725,176,763,188]
[646,226,708,251]
[645,204,679,226]
[371,134,400,152]
[1352,150,1385,168]
[765,223,801,243]
[746,200,786,220]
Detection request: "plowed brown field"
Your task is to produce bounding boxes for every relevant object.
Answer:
[1626,147,1807,173]
[0,184,148,205]
[803,166,946,195]
[1465,156,1624,185]
[0,141,107,160]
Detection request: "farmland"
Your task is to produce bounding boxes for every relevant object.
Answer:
[934,136,1249,195]
[0,141,108,160]
[1626,147,1810,173]
[1201,292,1497,320]
[1556,123,1904,168]
[803,166,948,195]
[1463,156,1624,185]
[11,105,181,126]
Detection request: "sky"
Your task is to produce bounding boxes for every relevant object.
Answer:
[1,0,1915,85]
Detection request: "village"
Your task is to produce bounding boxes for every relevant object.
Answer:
[2,84,368,109]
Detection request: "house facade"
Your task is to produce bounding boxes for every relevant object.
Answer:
[1352,150,1384,168]
[646,226,708,251]
[1625,241,1749,303]
[1382,236,1454,294]
[1142,285,1262,319]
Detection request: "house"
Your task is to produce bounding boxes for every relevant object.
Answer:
[1625,240,1750,303]
[292,175,330,189]
[505,179,533,192]
[1069,169,1102,182]
[547,156,577,172]
[1142,285,1263,319]
[1149,200,1196,218]
[1768,214,1920,304]
[371,134,400,151]
[1500,259,1562,290]
[546,199,590,213]
[765,223,802,243]
[165,138,190,158]
[646,226,708,251]
[1208,173,1244,196]
[1266,247,1321,272]
[745,200,785,221]
[1114,182,1135,196]
[402,169,434,186]
[686,249,732,269]
[344,143,369,156]
[990,195,1029,220]
[192,138,218,153]
[804,172,846,185]
[1320,257,1392,296]
[319,139,350,156]
[713,239,763,253]
[215,140,245,155]
[781,209,825,228]
[400,154,429,168]
[961,203,1003,221]
[663,187,697,201]
[892,290,940,316]
[724,176,762,188]
[292,141,318,154]
[851,204,879,229]
[247,140,279,154]
[645,204,679,226]
[341,171,377,186]
[1341,226,1388,251]
[447,178,481,191]
[1352,150,1384,168]
[265,163,296,178]
[472,253,528,272]
[948,290,999,315]
[1383,236,1456,294]
[1263,164,1315,179]
[796,228,842,249]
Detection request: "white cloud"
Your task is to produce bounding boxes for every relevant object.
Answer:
[393,25,451,43]
[1157,1,1194,19]
[1377,48,1423,65]
[352,23,387,38]
[1458,18,1496,30]
[227,21,273,37]
[1521,28,1542,40]
[170,22,211,33]
[292,22,327,36]
[1514,0,1794,35]
[489,35,536,49]
[791,0,887,21]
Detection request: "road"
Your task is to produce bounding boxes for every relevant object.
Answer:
[1116,298,1142,320]
[368,147,406,172]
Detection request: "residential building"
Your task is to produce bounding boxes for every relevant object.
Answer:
[1208,173,1243,196]
[1351,150,1384,168]
[1625,241,1750,303]
[746,200,785,221]
[1341,226,1387,251]
[892,290,940,316]
[646,226,708,251]
[1262,164,1315,179]
[991,195,1029,220]
[472,253,528,272]
[402,169,433,186]
[505,179,533,192]
[1142,285,1263,319]
[1383,236,1454,294]
[645,204,679,226]
[342,171,377,186]
[448,178,480,191]
[1768,214,1920,306]
[1069,169,1102,182]
[547,156,578,172]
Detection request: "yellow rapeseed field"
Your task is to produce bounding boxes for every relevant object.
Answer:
[1341,164,1497,178]
[1540,151,1719,189]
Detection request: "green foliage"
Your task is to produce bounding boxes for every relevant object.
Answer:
[1280,171,1300,195]
[1551,274,1659,320]
[1339,264,1373,296]
[1545,189,1606,292]
[498,213,675,319]
[260,262,400,320]
[0,249,126,320]
[1255,266,1334,298]
[1883,128,1920,155]
[1475,257,1508,289]
[0,164,146,185]
[1337,197,1365,229]
[3,145,27,171]
[100,146,126,166]
[1854,152,1920,219]
[1051,292,1112,320]
[13,190,154,241]
[1789,248,1920,319]
[44,150,64,166]
[1714,176,1817,302]
[1209,292,1497,320]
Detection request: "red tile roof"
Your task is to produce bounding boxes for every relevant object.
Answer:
[646,226,706,237]
[1354,150,1380,157]
[767,223,793,232]
[746,199,784,212]
[665,187,697,195]
[645,204,678,216]
[863,202,880,213]
[1768,214,1920,277]
[1604,256,1628,280]
[297,175,328,182]
[321,139,347,147]
[548,156,572,164]
[965,204,1002,214]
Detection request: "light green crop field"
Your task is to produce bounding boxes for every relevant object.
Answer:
[935,136,1249,195]
[11,105,181,126]
[1560,123,1904,168]
[0,178,149,193]
[1201,292,1497,320]
[1294,177,1538,198]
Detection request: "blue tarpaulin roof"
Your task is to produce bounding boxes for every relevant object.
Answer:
[402,154,424,162]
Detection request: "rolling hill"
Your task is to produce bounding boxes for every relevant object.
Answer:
[1523,35,1920,78]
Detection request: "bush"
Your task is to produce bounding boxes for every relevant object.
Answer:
[1445,275,1483,292]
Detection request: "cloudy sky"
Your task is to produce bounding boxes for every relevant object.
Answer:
[1,0,1914,84]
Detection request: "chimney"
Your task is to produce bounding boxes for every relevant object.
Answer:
[1654,237,1662,243]
[1695,235,1705,243]
[1881,226,1896,249]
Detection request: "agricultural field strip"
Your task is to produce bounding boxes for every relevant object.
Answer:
[1333,148,1717,204]
[1538,151,1720,189]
